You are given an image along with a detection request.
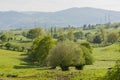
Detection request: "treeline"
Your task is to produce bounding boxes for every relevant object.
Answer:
[0,32,27,52]
[0,22,120,52]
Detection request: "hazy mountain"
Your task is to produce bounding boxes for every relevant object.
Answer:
[0,7,120,29]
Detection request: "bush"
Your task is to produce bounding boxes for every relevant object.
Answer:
[107,32,118,44]
[93,35,102,44]
[28,36,55,65]
[104,60,120,80]
[48,42,85,71]
[5,43,12,50]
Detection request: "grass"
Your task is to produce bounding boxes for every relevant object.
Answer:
[93,44,120,61]
[0,49,24,68]
[0,43,120,80]
[0,49,106,80]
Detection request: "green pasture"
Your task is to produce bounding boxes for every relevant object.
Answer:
[0,43,120,80]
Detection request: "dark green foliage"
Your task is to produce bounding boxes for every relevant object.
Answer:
[22,31,27,37]
[0,34,8,42]
[28,36,55,65]
[50,27,53,37]
[75,65,84,70]
[53,33,58,39]
[60,66,69,71]
[81,46,93,65]
[5,43,12,50]
[80,42,93,53]
[27,28,43,39]
[21,47,25,52]
[83,24,87,30]
[75,42,94,70]
[85,32,93,43]
[107,32,118,44]
[12,46,21,52]
[93,35,102,44]
[57,35,66,42]
[74,31,83,39]
[104,60,120,80]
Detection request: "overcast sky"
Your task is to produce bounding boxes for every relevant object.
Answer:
[0,0,120,12]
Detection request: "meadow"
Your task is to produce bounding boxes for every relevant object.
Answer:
[0,43,119,80]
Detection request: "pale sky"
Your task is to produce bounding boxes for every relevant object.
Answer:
[0,0,120,12]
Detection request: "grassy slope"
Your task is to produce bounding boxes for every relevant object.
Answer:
[0,49,24,68]
[93,44,120,61]
[86,44,120,69]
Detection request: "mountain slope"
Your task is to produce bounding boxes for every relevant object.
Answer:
[0,7,120,29]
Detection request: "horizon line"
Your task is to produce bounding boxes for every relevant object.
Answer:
[0,7,120,13]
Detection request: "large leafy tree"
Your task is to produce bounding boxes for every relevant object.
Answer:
[48,42,85,71]
[28,36,55,65]
[48,41,93,71]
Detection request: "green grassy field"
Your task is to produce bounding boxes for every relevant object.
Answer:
[0,43,119,80]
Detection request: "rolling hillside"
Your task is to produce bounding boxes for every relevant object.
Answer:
[1,7,120,29]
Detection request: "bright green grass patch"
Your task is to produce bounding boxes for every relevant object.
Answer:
[0,49,25,69]
[85,61,115,69]
[93,44,120,61]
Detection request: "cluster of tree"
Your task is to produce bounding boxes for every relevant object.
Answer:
[48,42,93,71]
[83,24,95,30]
[23,28,43,40]
[28,34,94,71]
[50,25,119,46]
[0,43,25,52]
[0,34,13,42]
[85,27,119,46]
[54,30,84,42]
[105,22,120,29]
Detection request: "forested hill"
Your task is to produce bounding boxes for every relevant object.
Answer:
[0,7,120,29]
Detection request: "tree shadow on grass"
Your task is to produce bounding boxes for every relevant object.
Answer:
[14,64,39,69]
[13,53,51,70]
[18,40,32,43]
[13,53,41,69]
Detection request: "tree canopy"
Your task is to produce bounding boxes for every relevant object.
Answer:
[27,27,43,39]
[28,36,55,65]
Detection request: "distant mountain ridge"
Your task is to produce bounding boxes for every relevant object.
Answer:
[0,7,120,30]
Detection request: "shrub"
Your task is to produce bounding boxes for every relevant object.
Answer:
[28,36,55,65]
[48,42,85,71]
[5,43,12,50]
[107,32,118,44]
[104,60,120,80]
